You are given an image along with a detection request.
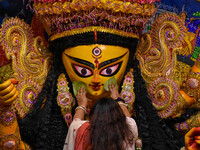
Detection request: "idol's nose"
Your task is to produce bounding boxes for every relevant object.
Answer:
[92,70,100,83]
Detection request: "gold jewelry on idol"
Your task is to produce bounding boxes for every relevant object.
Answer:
[57,73,75,126]
[120,68,135,114]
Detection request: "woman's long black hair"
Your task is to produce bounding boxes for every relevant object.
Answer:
[18,32,187,150]
[89,98,134,150]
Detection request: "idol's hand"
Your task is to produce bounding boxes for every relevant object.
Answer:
[185,127,200,150]
[0,79,18,106]
[108,83,120,100]
[76,87,88,107]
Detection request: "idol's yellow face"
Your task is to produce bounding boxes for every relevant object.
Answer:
[62,44,129,100]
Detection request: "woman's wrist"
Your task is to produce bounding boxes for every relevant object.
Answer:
[75,105,88,114]
[116,97,131,117]
[115,97,125,103]
[118,102,128,107]
[78,102,87,109]
[111,93,120,100]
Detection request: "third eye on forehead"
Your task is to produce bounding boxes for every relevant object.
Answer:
[92,47,102,56]
[64,52,128,69]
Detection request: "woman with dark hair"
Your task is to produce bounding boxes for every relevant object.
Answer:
[65,84,138,150]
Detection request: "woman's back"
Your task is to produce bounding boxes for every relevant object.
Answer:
[89,98,136,150]
[74,115,138,150]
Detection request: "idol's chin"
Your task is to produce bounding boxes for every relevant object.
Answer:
[86,91,110,101]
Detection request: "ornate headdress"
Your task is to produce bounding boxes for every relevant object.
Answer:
[32,0,160,41]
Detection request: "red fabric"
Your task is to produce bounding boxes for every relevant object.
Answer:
[75,122,92,150]
[0,45,11,67]
[31,14,49,47]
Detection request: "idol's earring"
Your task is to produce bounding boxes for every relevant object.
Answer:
[120,68,135,114]
[57,73,75,127]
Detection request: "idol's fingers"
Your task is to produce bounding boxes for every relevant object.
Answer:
[0,79,11,91]
[0,79,19,106]
[3,91,18,105]
[0,84,14,96]
[1,87,17,101]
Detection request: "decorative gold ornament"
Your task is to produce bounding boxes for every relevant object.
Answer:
[24,142,31,150]
[120,69,135,114]
[175,112,200,134]
[136,12,200,133]
[50,26,139,41]
[148,77,179,118]
[174,61,191,85]
[31,0,159,40]
[0,130,20,150]
[136,13,187,83]
[0,63,13,84]
[0,17,52,118]
[57,73,75,127]
[196,60,200,69]
[0,105,16,126]
[184,71,200,100]
[150,13,186,51]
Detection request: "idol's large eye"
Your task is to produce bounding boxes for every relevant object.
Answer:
[100,62,122,76]
[72,64,93,77]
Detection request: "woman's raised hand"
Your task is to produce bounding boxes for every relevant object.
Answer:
[76,87,88,107]
[0,79,18,106]
[108,83,120,100]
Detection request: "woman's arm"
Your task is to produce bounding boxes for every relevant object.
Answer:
[64,87,88,150]
[73,87,88,120]
[108,84,131,117]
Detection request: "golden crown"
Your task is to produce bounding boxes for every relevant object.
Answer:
[32,0,160,41]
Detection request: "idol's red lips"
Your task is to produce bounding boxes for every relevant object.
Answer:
[89,83,103,91]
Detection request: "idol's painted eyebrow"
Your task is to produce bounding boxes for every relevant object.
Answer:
[98,52,128,69]
[64,53,95,69]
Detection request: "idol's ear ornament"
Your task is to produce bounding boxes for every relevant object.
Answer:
[0,17,52,118]
[57,73,75,126]
[120,69,135,115]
